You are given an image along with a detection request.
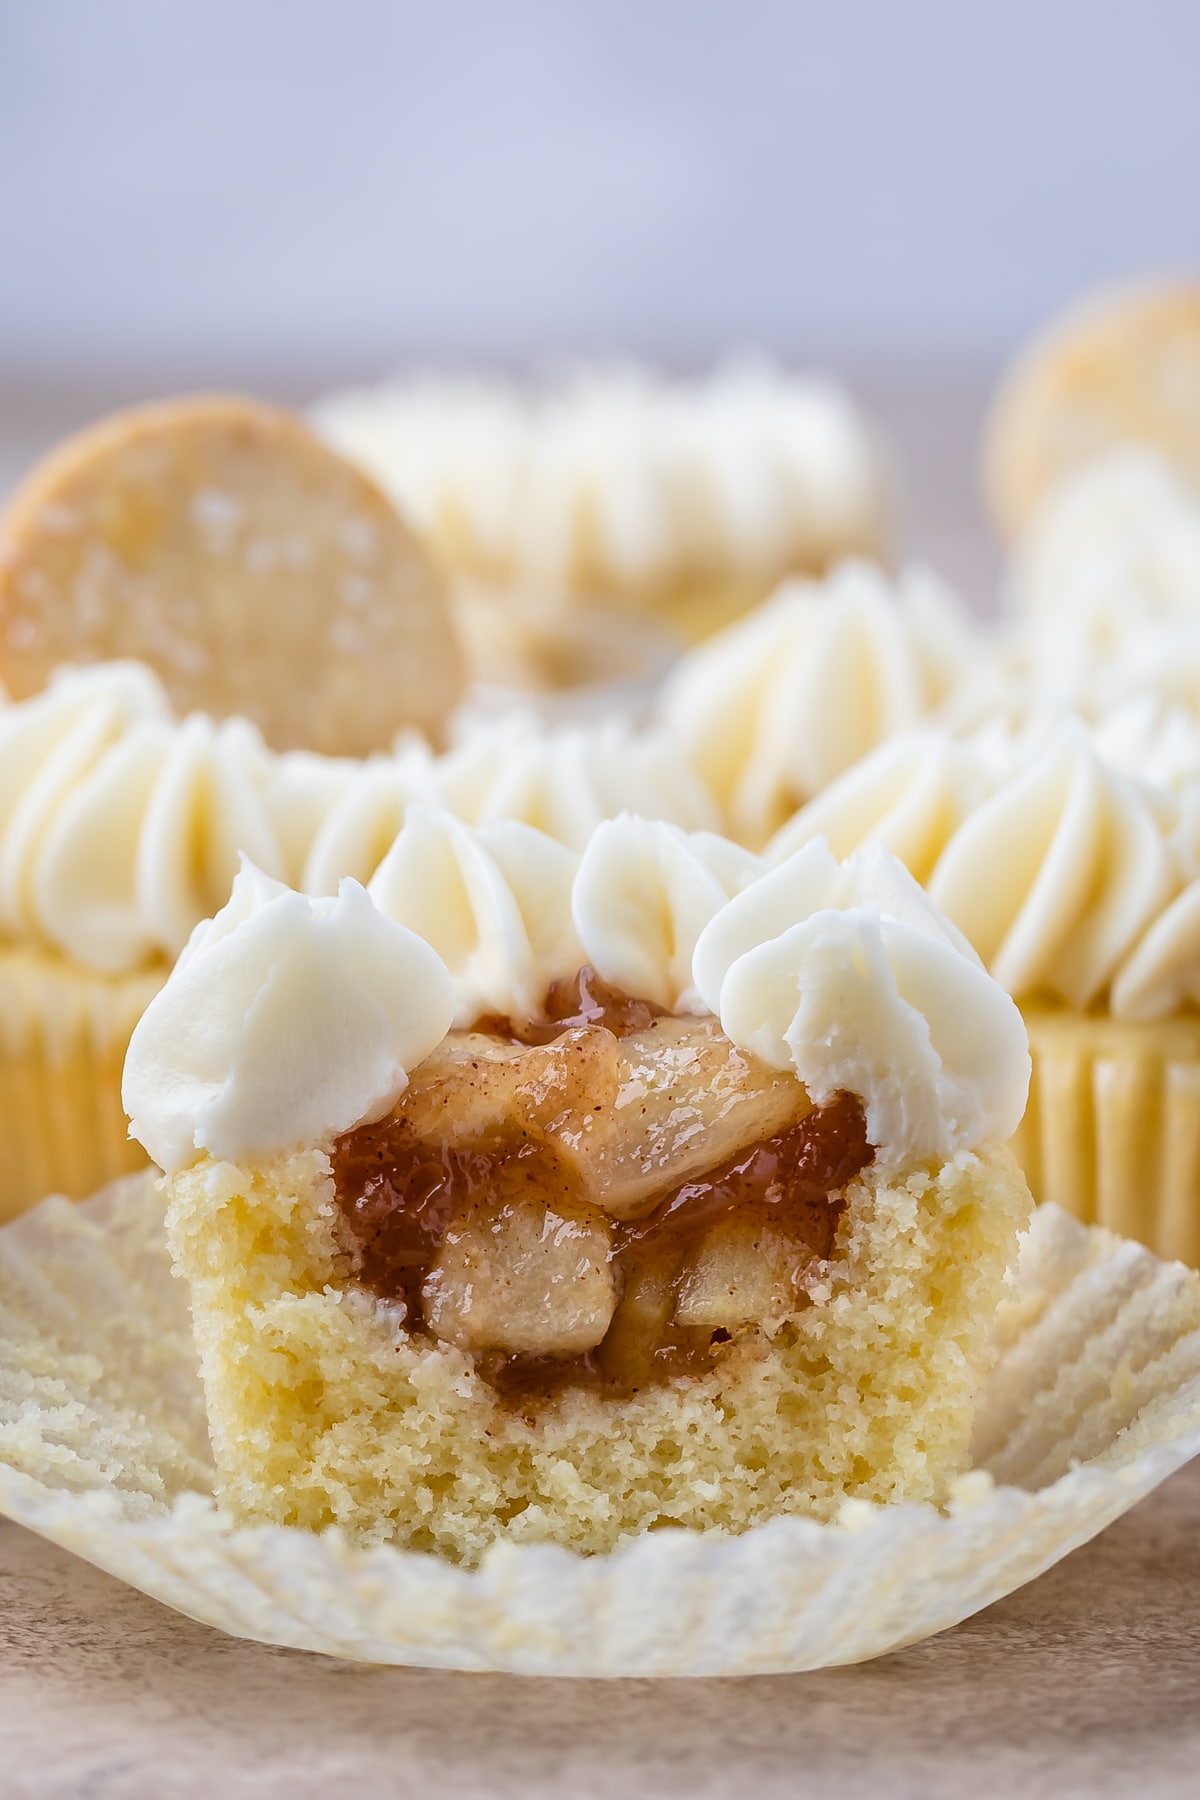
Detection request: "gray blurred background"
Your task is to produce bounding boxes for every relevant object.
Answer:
[2,0,1199,595]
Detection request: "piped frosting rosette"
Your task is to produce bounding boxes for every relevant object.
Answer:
[0,664,715,981]
[659,560,981,846]
[0,662,713,1214]
[311,360,887,626]
[992,447,1200,741]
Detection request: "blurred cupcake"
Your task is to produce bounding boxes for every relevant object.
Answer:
[658,559,980,847]
[311,360,888,670]
[1005,447,1200,629]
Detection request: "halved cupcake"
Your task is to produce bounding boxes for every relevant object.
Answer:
[124,812,1031,1562]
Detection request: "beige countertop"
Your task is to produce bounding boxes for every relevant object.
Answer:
[2,1457,1199,1800]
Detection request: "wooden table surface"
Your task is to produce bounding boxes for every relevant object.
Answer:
[1,373,1194,1798]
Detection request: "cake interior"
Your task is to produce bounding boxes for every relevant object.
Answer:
[165,968,1032,1561]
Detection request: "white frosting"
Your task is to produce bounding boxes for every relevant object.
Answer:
[1008,448,1200,629]
[299,752,427,895]
[1110,782,1200,1018]
[0,663,289,974]
[124,864,455,1175]
[311,360,884,601]
[659,561,977,845]
[927,725,1174,1008]
[299,713,719,891]
[691,841,1030,1167]
[434,713,719,850]
[998,449,1200,737]
[0,665,717,974]
[572,816,762,1011]
[368,806,582,1025]
[34,712,284,974]
[125,818,1028,1173]
[1088,695,1200,792]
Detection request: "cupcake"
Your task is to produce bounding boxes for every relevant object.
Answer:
[658,559,980,847]
[0,661,287,1218]
[312,361,888,664]
[0,653,720,1220]
[769,720,1200,1264]
[123,812,1031,1561]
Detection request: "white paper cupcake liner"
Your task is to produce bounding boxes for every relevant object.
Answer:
[1,1173,1200,1676]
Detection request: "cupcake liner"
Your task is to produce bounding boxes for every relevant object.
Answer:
[1,1173,1200,1675]
[0,951,160,1221]
[1015,1005,1200,1265]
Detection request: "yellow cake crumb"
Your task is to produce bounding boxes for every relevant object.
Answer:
[166,1142,1031,1564]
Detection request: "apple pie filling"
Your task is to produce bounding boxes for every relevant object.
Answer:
[331,969,872,1400]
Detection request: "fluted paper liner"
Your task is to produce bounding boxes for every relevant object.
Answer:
[1014,1005,1200,1267]
[0,951,160,1221]
[2,1172,1200,1675]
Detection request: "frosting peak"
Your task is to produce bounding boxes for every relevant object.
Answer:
[572,816,762,1011]
[124,816,1029,1177]
[123,864,455,1174]
[659,561,977,845]
[927,724,1173,1008]
[312,361,884,604]
[367,806,582,1025]
[692,841,1029,1166]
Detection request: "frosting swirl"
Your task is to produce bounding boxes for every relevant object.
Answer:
[0,665,716,974]
[927,725,1174,1008]
[123,863,455,1175]
[1008,447,1200,629]
[765,732,995,884]
[659,561,977,845]
[368,806,582,1025]
[312,360,885,606]
[299,713,717,893]
[572,816,762,1011]
[0,663,288,975]
[692,840,1030,1167]
[125,818,1029,1175]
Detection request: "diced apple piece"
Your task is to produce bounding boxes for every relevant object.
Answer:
[401,1028,622,1151]
[674,1213,812,1331]
[553,1017,810,1219]
[421,1161,616,1358]
[396,1016,810,1223]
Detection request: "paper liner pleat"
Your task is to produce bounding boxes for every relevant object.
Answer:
[0,953,160,1222]
[1014,1006,1200,1266]
[1,1175,1199,1676]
